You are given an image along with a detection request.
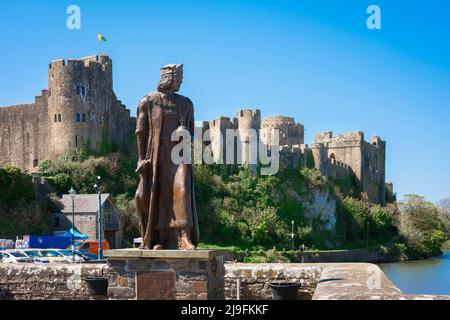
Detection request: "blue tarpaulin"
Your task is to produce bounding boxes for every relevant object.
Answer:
[56,228,89,240]
[26,235,72,249]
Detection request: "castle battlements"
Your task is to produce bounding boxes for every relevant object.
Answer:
[49,55,111,69]
[202,109,387,204]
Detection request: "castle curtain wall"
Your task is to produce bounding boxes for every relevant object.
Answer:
[0,96,49,171]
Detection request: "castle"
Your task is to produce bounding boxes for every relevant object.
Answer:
[202,110,387,204]
[0,55,387,204]
[0,55,135,171]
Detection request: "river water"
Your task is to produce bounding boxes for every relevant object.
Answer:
[379,250,450,296]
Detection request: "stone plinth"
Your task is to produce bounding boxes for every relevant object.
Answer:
[104,249,226,300]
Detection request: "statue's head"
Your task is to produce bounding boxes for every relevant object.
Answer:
[157,64,183,94]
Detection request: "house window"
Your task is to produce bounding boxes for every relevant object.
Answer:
[82,114,86,122]
[76,113,81,122]
[54,217,60,228]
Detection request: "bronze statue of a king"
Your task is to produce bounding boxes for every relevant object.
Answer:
[135,64,199,250]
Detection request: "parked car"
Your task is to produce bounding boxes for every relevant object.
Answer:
[0,239,15,250]
[78,249,99,261]
[73,240,109,257]
[0,251,34,263]
[37,249,70,263]
[56,249,85,263]
[16,249,50,263]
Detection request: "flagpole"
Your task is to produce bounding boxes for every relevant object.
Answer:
[96,33,99,60]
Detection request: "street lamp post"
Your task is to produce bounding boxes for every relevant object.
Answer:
[291,220,295,251]
[366,221,370,249]
[94,176,103,260]
[68,187,77,261]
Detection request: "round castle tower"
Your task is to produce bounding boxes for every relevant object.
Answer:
[236,109,261,165]
[261,116,304,146]
[310,143,329,176]
[47,55,113,158]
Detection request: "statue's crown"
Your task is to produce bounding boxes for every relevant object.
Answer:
[160,64,183,76]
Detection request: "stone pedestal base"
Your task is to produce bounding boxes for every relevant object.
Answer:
[105,249,226,300]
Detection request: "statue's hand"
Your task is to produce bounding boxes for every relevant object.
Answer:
[136,159,151,174]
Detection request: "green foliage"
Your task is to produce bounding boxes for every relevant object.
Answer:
[0,166,55,237]
[335,197,395,245]
[299,168,328,191]
[115,193,139,247]
[243,248,290,263]
[398,194,448,258]
[436,198,450,237]
[0,165,35,208]
[305,149,315,169]
[39,152,137,197]
[99,133,113,156]
[332,174,362,199]
[441,240,450,250]
[194,166,288,248]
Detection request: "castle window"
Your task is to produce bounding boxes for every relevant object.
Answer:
[33,159,38,167]
[76,86,80,95]
[54,114,57,122]
[58,114,61,122]
[81,87,85,96]
[76,113,81,122]
[75,134,78,147]
[82,114,86,122]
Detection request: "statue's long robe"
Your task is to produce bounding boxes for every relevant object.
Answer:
[136,92,199,248]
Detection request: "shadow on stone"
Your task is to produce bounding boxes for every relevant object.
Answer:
[318,278,344,283]
[0,288,15,300]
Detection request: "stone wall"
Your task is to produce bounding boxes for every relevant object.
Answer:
[1,261,449,300]
[0,263,107,300]
[0,97,49,171]
[105,250,225,300]
[312,263,450,300]
[224,263,322,300]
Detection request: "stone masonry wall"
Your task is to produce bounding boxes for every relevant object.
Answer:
[0,263,107,300]
[224,263,322,300]
[107,255,225,300]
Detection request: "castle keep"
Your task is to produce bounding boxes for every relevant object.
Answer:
[0,55,135,171]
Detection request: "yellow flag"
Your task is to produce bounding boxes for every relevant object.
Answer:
[97,34,107,42]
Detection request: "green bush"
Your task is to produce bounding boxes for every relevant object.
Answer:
[0,166,55,237]
[398,194,448,258]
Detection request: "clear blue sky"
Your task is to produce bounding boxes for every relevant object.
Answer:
[0,0,449,202]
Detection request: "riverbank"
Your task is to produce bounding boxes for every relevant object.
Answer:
[200,245,408,263]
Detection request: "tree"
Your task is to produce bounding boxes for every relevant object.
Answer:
[436,198,450,236]
[398,194,447,257]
